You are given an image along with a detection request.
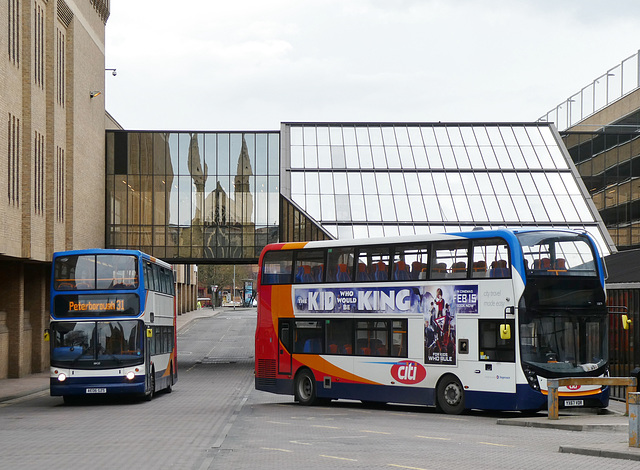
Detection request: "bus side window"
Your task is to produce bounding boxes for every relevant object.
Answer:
[327,247,354,283]
[472,238,509,279]
[262,250,294,285]
[293,249,325,284]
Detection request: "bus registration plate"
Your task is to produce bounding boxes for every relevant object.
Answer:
[564,399,583,407]
[86,388,107,394]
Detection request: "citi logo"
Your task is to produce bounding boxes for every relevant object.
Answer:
[390,360,426,384]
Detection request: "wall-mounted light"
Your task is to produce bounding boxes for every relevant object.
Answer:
[105,68,117,76]
[90,91,102,98]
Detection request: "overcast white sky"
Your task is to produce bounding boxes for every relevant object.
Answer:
[105,0,640,131]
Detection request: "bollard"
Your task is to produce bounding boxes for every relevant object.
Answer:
[630,392,640,448]
[548,379,559,420]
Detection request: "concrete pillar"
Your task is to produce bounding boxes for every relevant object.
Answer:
[25,264,48,372]
[0,312,9,379]
[630,392,640,447]
[0,262,27,377]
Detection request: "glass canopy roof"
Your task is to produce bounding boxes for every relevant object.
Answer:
[282,122,615,255]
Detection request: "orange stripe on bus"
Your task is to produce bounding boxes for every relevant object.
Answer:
[295,355,380,385]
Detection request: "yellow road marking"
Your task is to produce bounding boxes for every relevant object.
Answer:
[441,417,467,421]
[311,424,341,429]
[416,435,450,440]
[260,447,293,453]
[478,441,514,447]
[361,430,392,435]
[320,455,358,462]
[266,420,290,425]
[388,464,429,470]
[290,441,312,445]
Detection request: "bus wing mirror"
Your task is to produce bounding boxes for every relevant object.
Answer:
[147,328,153,338]
[43,329,50,342]
[622,314,632,330]
[500,324,511,340]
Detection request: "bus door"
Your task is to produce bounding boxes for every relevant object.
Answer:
[475,319,516,394]
[278,319,293,375]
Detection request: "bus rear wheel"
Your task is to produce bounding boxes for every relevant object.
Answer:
[294,369,317,406]
[436,376,464,415]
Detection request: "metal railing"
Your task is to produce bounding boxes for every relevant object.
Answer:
[538,50,640,131]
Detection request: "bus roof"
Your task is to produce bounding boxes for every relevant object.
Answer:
[52,249,173,269]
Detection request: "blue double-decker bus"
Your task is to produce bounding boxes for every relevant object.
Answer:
[49,249,177,403]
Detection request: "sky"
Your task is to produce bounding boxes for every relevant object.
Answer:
[105,0,640,131]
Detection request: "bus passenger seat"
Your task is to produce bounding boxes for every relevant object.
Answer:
[394,260,410,280]
[554,258,566,270]
[374,261,388,281]
[411,261,423,279]
[337,263,351,282]
[451,262,466,278]
[342,344,353,355]
[302,265,314,283]
[329,343,339,354]
[432,262,447,279]
[357,263,370,281]
[473,260,487,277]
[295,266,305,283]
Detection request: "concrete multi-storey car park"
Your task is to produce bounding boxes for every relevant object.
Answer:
[0,2,639,392]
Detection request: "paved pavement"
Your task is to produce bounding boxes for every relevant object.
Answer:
[1,306,640,462]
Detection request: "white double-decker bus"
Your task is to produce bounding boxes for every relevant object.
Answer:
[255,228,610,414]
[49,249,177,403]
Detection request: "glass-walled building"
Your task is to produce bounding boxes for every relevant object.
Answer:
[106,131,281,262]
[281,122,615,254]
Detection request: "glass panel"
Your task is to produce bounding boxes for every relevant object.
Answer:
[418,173,436,195]
[369,126,383,145]
[291,146,304,169]
[439,147,456,168]
[511,195,533,222]
[316,127,330,145]
[379,195,397,220]
[303,126,316,146]
[395,126,410,146]
[327,247,355,283]
[421,126,438,146]
[461,173,479,194]
[425,147,443,168]
[321,194,336,221]
[345,146,359,168]
[348,172,363,194]
[333,172,348,194]
[453,147,471,168]
[526,195,550,221]
[556,195,580,222]
[386,146,401,169]
[571,195,595,221]
[467,195,488,221]
[304,146,318,168]
[331,146,346,168]
[447,126,464,146]
[408,195,426,221]
[446,173,464,195]
[518,173,537,194]
[318,173,334,195]
[493,147,512,169]
[381,127,397,146]
[372,147,387,168]
[317,146,331,168]
[480,146,499,169]
[412,146,428,169]
[466,146,484,169]
[482,194,502,221]
[521,146,541,169]
[405,173,421,194]
[335,195,350,220]
[358,146,373,168]
[424,195,443,221]
[489,173,509,195]
[376,173,392,194]
[532,173,552,195]
[329,127,343,145]
[350,194,366,221]
[364,195,382,221]
[506,146,526,168]
[294,249,325,284]
[361,173,377,194]
[452,195,471,221]
[496,195,518,221]
[342,126,357,145]
[534,145,555,168]
[390,173,406,194]
[355,127,370,146]
[394,194,411,220]
[399,147,415,168]
[548,145,569,169]
[290,126,303,145]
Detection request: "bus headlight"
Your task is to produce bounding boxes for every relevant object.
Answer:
[57,373,67,382]
[125,371,135,381]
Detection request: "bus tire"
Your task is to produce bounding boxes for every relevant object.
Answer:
[145,368,155,401]
[294,369,317,406]
[436,375,464,415]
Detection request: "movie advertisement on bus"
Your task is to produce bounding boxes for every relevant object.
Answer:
[292,284,478,365]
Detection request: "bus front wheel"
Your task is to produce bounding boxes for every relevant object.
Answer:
[294,369,317,406]
[436,375,464,415]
